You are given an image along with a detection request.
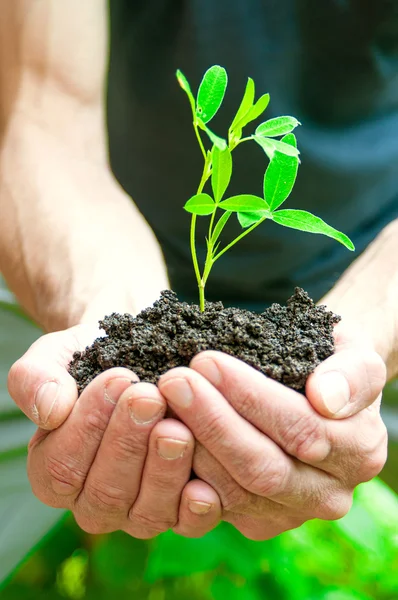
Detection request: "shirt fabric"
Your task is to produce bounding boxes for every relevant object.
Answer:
[107,0,398,310]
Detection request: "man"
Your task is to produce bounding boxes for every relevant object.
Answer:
[1,1,396,541]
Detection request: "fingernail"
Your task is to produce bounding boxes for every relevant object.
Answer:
[156,437,188,460]
[160,378,193,409]
[319,371,351,414]
[194,358,221,386]
[104,377,132,404]
[129,397,164,424]
[188,500,212,515]
[34,381,60,424]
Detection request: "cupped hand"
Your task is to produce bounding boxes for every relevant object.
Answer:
[8,325,221,538]
[158,321,388,540]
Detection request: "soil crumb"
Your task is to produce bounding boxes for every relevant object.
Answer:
[69,288,340,394]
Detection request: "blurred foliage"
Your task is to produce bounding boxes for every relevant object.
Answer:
[2,478,397,600]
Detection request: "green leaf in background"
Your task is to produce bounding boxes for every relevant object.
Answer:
[197,119,227,150]
[254,135,300,160]
[335,478,398,556]
[184,193,215,215]
[146,529,222,581]
[271,209,355,250]
[256,115,300,137]
[317,589,373,600]
[0,293,65,587]
[56,549,88,600]
[211,146,232,203]
[229,77,255,140]
[211,575,260,600]
[219,194,269,212]
[91,532,148,589]
[210,210,232,245]
[264,133,299,210]
[176,69,196,114]
[196,65,228,124]
[237,211,268,228]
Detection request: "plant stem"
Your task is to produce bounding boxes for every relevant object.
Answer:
[208,207,217,240]
[190,214,202,298]
[194,122,207,160]
[212,215,268,263]
[190,151,212,312]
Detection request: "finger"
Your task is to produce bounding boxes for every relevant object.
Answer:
[306,348,386,419]
[173,479,222,538]
[190,351,387,483]
[75,382,166,533]
[224,512,306,542]
[192,441,351,522]
[7,324,101,429]
[28,367,137,508]
[127,419,194,538]
[158,367,336,511]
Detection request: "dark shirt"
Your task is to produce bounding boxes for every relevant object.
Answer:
[107,0,398,309]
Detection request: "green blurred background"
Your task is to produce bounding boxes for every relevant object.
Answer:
[0,293,397,600]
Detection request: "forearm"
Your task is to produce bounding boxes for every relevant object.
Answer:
[0,112,168,331]
[322,219,398,379]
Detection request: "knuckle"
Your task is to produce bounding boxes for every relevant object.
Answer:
[109,435,147,462]
[27,476,60,508]
[83,410,110,443]
[283,414,327,462]
[354,420,388,483]
[7,359,30,403]
[124,526,160,540]
[197,410,225,449]
[83,480,130,513]
[129,508,177,533]
[317,492,353,521]
[74,515,108,535]
[241,458,289,498]
[359,440,388,482]
[235,386,261,420]
[45,455,86,496]
[235,517,304,541]
[221,484,248,512]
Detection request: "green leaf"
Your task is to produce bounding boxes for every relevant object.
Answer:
[196,65,228,124]
[264,133,299,210]
[219,194,268,212]
[232,94,271,139]
[256,116,300,137]
[254,136,300,160]
[229,77,255,137]
[146,529,222,581]
[211,146,232,203]
[242,93,270,126]
[197,119,227,150]
[184,193,215,216]
[271,209,355,250]
[91,532,148,588]
[0,290,65,586]
[237,211,268,228]
[176,69,195,113]
[210,211,232,246]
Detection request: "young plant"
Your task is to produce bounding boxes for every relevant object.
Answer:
[177,65,354,312]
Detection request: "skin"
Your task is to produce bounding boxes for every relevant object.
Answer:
[2,1,397,540]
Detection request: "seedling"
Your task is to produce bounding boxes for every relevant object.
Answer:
[177,65,354,312]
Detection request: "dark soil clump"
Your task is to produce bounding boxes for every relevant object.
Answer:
[69,288,340,395]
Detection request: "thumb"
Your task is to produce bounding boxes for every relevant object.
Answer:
[306,346,386,419]
[7,324,101,430]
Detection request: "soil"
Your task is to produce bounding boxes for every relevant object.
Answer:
[69,287,340,395]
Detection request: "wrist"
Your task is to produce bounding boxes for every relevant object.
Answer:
[321,220,398,379]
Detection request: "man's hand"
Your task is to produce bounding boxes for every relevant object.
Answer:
[158,322,387,540]
[8,326,221,539]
